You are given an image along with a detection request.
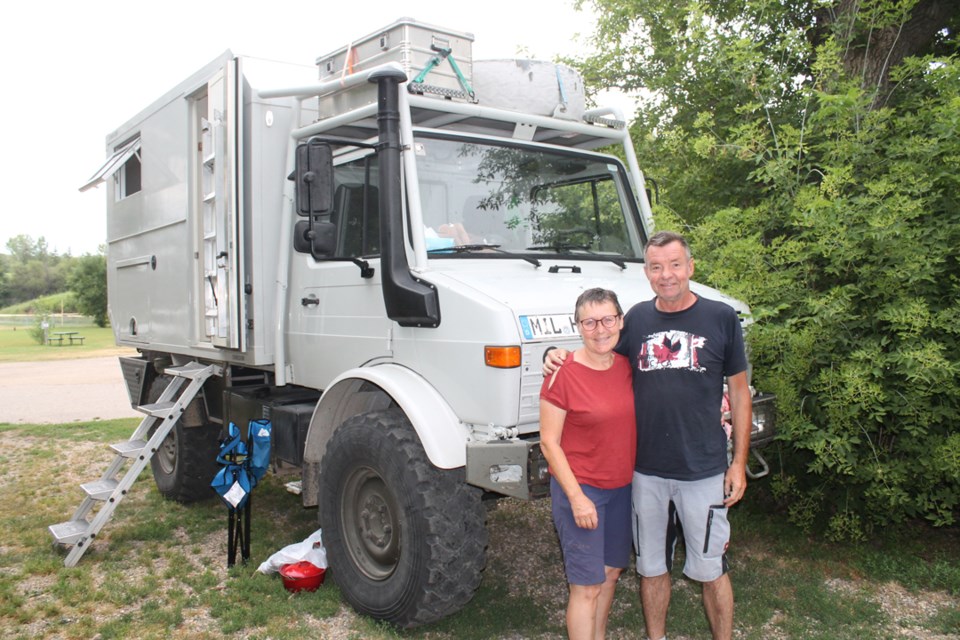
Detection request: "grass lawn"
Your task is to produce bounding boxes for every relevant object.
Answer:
[1,319,957,638]
[0,419,957,639]
[0,324,133,363]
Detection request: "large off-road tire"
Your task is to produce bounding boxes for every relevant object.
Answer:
[319,409,488,628]
[146,376,221,503]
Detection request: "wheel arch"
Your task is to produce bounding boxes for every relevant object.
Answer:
[300,364,468,507]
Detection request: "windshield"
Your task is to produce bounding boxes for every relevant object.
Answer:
[413,136,645,258]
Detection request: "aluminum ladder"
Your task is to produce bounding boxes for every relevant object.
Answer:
[49,361,222,567]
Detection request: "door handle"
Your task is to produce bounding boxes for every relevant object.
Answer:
[301,294,319,307]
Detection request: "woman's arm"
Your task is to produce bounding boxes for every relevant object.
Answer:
[539,397,598,529]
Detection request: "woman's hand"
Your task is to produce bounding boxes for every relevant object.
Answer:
[570,493,598,529]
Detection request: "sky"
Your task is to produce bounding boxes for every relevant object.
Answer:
[0,0,624,257]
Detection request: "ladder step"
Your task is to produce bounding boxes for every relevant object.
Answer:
[81,479,119,501]
[111,439,147,458]
[49,520,89,545]
[137,401,178,418]
[165,362,212,379]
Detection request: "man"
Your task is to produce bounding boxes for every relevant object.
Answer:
[544,231,752,640]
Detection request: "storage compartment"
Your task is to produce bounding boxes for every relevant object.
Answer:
[271,402,315,466]
[472,59,586,120]
[315,17,474,118]
[223,386,320,466]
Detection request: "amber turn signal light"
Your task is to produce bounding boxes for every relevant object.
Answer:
[484,346,521,368]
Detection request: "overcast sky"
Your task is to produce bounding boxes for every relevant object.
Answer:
[0,0,621,256]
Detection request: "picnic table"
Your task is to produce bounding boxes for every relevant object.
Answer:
[47,331,85,346]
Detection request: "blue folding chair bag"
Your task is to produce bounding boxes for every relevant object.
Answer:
[216,422,248,464]
[212,422,252,509]
[248,419,272,485]
[211,464,252,509]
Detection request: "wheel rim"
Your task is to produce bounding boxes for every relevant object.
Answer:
[341,465,401,580]
[156,428,178,475]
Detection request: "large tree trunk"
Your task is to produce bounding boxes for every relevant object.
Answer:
[812,0,957,106]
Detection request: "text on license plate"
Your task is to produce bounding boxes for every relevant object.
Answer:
[519,314,579,340]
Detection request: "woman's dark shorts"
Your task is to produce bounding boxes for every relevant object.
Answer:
[551,477,632,585]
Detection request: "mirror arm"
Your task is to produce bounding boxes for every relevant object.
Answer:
[352,258,375,279]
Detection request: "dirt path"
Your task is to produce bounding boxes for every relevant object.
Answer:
[0,355,141,424]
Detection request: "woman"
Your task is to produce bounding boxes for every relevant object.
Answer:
[539,288,637,639]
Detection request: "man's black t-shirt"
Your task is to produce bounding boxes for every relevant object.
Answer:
[617,295,748,480]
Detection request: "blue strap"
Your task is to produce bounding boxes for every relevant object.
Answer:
[555,67,568,107]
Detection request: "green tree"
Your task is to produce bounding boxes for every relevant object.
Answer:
[68,251,108,327]
[2,234,72,304]
[0,253,10,308]
[572,0,960,536]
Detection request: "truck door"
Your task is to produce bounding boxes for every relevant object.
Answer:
[195,58,241,349]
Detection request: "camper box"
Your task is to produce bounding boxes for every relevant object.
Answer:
[84,52,317,366]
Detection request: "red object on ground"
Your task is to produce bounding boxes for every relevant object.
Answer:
[279,561,326,592]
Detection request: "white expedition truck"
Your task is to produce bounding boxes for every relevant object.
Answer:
[55,18,775,628]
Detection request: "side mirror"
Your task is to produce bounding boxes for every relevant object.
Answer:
[294,220,337,258]
[295,140,334,215]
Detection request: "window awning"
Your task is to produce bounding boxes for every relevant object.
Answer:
[79,137,141,192]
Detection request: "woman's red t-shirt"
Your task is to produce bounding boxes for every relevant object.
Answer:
[540,354,636,488]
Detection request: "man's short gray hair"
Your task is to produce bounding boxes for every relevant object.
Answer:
[644,231,691,260]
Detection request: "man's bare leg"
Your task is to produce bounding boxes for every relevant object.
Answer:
[702,573,733,640]
[640,573,671,640]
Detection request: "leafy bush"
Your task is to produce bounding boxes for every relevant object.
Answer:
[29,314,52,345]
[689,54,960,536]
[573,0,960,537]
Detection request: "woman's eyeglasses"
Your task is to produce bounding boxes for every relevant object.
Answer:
[578,315,620,331]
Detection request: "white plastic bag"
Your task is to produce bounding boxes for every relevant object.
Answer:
[257,528,328,574]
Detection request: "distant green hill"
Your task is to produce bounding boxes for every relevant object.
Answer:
[0,292,78,315]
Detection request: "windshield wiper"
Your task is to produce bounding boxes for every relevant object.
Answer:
[427,243,502,253]
[525,243,592,252]
[526,244,629,269]
[428,244,542,267]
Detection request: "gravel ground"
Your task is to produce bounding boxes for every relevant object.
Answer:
[0,355,140,424]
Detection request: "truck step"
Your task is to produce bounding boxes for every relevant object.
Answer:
[81,479,119,501]
[110,439,147,458]
[165,362,216,379]
[49,520,89,545]
[137,401,179,419]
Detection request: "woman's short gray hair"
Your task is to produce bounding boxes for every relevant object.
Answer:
[574,288,624,321]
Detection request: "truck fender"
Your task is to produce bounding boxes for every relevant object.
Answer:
[300,364,468,506]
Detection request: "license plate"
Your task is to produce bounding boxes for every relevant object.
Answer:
[519,314,579,340]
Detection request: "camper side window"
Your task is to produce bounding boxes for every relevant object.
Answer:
[79,135,141,197]
[115,152,141,200]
